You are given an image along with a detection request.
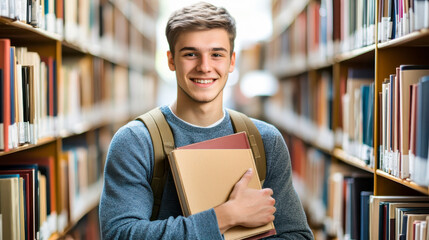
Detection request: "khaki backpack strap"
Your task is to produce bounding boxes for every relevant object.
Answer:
[227,109,267,181]
[136,107,175,220]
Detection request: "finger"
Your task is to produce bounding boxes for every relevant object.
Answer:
[237,168,254,188]
[262,188,273,196]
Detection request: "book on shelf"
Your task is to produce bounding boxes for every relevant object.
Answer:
[369,195,429,240]
[361,83,375,165]
[379,65,429,183]
[0,174,21,240]
[360,191,373,240]
[0,68,3,150]
[0,166,39,240]
[408,83,418,180]
[325,166,373,239]
[398,209,429,240]
[384,202,429,240]
[9,46,17,149]
[343,175,373,240]
[62,143,104,223]
[41,56,57,138]
[2,156,57,236]
[378,0,429,42]
[342,68,374,161]
[398,65,429,179]
[414,75,429,186]
[169,132,275,240]
[0,39,11,151]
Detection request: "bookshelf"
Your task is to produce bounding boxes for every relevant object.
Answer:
[261,0,429,239]
[0,0,158,239]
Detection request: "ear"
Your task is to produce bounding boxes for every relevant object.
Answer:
[229,51,236,73]
[167,51,175,71]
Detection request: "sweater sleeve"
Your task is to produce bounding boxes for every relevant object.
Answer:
[259,124,314,240]
[99,123,223,240]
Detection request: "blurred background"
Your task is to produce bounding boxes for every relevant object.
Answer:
[1,0,429,239]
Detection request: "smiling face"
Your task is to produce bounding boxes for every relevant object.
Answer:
[168,28,236,106]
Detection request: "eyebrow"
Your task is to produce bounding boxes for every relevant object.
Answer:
[179,47,228,52]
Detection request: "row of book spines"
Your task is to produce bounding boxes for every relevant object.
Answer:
[0,39,148,151]
[378,0,429,42]
[379,67,429,184]
[326,172,429,240]
[0,0,153,32]
[371,197,429,240]
[339,68,375,163]
[0,162,55,240]
[291,146,373,240]
[278,72,333,130]
[271,0,377,59]
[288,138,428,240]
[0,145,105,239]
[277,68,373,162]
[0,39,58,151]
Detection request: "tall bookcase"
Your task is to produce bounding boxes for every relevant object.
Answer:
[264,0,429,239]
[0,0,158,239]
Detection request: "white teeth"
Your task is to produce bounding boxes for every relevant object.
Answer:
[193,79,213,84]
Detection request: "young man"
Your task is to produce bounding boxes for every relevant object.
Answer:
[99,2,313,239]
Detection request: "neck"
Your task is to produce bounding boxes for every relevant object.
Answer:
[171,100,224,127]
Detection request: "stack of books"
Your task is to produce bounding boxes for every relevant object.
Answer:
[168,132,276,240]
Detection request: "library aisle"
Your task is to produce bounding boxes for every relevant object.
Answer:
[241,0,429,239]
[1,0,429,240]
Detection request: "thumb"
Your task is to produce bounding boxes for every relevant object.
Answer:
[237,168,254,188]
[229,168,254,199]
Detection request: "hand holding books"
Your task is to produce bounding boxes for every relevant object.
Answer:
[168,132,276,240]
[223,168,276,229]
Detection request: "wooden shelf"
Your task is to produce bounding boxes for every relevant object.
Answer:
[0,18,61,44]
[332,148,374,173]
[54,180,103,239]
[0,137,57,157]
[334,44,376,63]
[269,56,334,79]
[378,28,429,49]
[264,104,334,153]
[376,170,429,195]
[58,114,131,139]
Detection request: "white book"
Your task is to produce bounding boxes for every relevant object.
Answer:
[8,0,15,19]
[0,0,8,17]
[16,64,26,144]
[14,0,20,20]
[20,0,26,22]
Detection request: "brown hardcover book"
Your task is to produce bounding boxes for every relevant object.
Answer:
[177,132,250,150]
[168,147,275,240]
[398,65,429,178]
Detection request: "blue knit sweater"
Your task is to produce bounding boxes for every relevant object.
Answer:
[99,106,314,239]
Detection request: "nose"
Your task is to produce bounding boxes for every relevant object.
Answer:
[196,55,211,73]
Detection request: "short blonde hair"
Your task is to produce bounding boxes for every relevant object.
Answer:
[165,2,236,57]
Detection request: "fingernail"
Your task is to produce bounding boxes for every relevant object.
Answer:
[247,168,252,173]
